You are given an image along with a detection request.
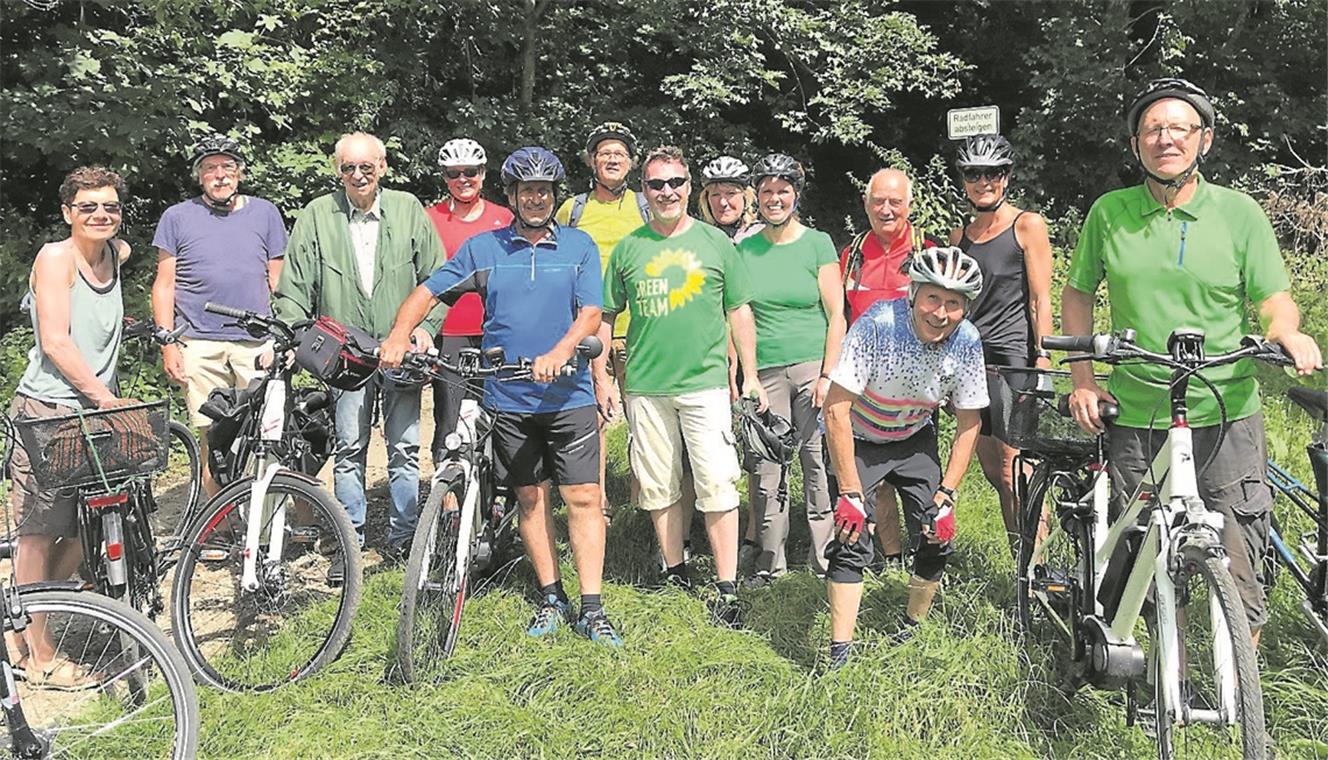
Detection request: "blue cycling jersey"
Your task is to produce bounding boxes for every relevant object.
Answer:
[422,223,602,414]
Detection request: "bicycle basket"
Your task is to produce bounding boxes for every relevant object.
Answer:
[988,368,1097,457]
[14,401,170,491]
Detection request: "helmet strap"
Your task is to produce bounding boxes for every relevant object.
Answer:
[594,177,629,197]
[969,193,1005,214]
[202,188,239,210]
[757,195,798,228]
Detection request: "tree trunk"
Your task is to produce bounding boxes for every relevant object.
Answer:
[519,0,549,108]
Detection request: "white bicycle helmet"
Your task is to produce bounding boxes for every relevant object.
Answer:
[437,138,488,168]
[908,246,984,303]
[701,156,749,187]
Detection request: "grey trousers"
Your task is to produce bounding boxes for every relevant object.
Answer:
[751,361,834,576]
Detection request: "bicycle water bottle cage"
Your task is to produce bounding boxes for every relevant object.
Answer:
[1167,328,1206,363]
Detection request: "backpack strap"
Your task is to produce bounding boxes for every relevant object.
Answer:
[635,191,650,223]
[567,192,589,228]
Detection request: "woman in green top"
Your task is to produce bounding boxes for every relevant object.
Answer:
[736,154,845,583]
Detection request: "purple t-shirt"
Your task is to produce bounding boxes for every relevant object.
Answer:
[152,196,287,340]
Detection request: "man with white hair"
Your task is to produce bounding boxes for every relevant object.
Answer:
[275,131,446,582]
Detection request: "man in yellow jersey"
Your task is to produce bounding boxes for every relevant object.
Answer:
[555,121,653,521]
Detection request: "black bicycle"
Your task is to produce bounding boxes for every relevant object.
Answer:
[1264,385,1328,644]
[395,337,600,682]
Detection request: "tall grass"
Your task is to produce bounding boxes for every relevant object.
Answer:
[191,417,1328,759]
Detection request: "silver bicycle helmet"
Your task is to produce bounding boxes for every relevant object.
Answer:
[701,156,750,187]
[907,246,984,302]
[749,153,805,192]
[1126,77,1215,136]
[190,134,245,172]
[955,135,1014,170]
[437,138,487,168]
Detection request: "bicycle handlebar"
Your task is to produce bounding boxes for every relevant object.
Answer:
[1043,330,1293,371]
[203,302,304,348]
[122,317,188,347]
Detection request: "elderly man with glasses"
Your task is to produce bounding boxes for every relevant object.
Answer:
[274,131,446,582]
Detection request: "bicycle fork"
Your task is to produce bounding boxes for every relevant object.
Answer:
[240,380,291,593]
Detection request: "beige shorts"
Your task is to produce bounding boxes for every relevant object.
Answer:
[626,388,739,513]
[6,395,79,537]
[181,338,269,427]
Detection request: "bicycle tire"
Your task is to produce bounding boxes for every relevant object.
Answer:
[1016,464,1092,643]
[3,587,199,759]
[170,471,362,692]
[1149,550,1267,760]
[165,420,202,534]
[396,469,470,683]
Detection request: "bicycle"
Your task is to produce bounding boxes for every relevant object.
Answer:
[1023,328,1293,759]
[1,423,199,759]
[1264,385,1328,644]
[119,317,204,566]
[169,302,362,692]
[395,336,601,683]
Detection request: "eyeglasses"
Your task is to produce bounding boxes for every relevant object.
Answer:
[339,162,378,176]
[596,150,630,161]
[1139,123,1204,143]
[961,168,1009,183]
[66,201,123,215]
[200,160,240,176]
[644,176,688,192]
[444,167,481,180]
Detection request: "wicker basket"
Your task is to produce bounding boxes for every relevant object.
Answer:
[14,401,169,491]
[988,368,1098,457]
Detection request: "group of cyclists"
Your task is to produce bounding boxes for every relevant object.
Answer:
[6,75,1321,674]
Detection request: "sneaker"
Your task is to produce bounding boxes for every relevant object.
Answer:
[743,572,775,590]
[710,592,742,628]
[889,617,920,645]
[575,609,624,647]
[655,542,694,573]
[827,641,853,670]
[526,595,572,637]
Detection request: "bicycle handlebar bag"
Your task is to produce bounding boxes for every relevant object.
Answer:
[293,316,379,391]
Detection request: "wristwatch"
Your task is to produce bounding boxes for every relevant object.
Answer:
[1035,348,1051,360]
[937,485,956,500]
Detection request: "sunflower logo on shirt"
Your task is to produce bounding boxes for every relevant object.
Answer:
[635,248,706,317]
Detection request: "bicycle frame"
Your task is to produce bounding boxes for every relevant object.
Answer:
[1265,447,1328,642]
[239,362,292,592]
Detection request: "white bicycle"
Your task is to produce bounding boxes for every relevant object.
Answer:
[1025,328,1292,759]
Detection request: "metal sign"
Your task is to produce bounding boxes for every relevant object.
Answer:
[947,106,1001,140]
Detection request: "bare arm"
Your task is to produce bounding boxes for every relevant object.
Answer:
[940,408,981,495]
[378,285,443,368]
[1260,290,1322,375]
[32,245,118,406]
[823,382,860,494]
[1061,283,1115,433]
[727,303,767,410]
[814,262,847,407]
[267,258,284,292]
[532,306,603,382]
[1018,213,1054,369]
[151,249,187,384]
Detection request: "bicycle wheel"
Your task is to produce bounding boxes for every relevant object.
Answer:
[396,469,470,683]
[1017,465,1088,638]
[3,587,199,759]
[1146,549,1267,759]
[170,471,362,691]
[148,422,202,554]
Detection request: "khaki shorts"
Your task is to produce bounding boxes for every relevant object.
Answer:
[626,388,739,513]
[181,338,269,427]
[6,395,80,537]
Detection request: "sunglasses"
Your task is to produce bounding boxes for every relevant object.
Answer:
[644,176,688,192]
[961,168,1009,183]
[444,167,482,180]
[339,162,378,176]
[66,201,123,215]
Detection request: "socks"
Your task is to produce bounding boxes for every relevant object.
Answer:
[829,640,852,661]
[580,594,602,615]
[540,581,568,605]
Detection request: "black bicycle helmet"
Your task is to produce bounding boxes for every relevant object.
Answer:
[748,153,805,192]
[190,134,246,172]
[955,135,1014,170]
[585,121,638,159]
[1125,77,1215,136]
[500,146,566,190]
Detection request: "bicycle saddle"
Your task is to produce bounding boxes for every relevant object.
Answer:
[1286,386,1327,422]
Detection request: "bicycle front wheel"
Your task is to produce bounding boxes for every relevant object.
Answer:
[171,471,362,691]
[3,587,199,759]
[1148,549,1267,760]
[396,469,470,683]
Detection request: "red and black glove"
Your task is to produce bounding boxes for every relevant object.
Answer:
[925,492,957,543]
[834,492,867,542]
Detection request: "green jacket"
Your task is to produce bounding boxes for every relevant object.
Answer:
[274,188,446,338]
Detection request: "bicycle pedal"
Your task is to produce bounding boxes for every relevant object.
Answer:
[198,547,229,562]
[289,526,321,544]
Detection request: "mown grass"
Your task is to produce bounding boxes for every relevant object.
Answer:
[191,408,1328,759]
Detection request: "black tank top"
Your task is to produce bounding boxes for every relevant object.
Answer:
[959,213,1033,364]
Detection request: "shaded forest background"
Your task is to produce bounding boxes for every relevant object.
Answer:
[1,0,1324,346]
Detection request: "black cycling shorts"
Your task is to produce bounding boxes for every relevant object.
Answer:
[492,405,600,488]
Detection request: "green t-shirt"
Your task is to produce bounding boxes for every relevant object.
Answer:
[1066,178,1290,428]
[604,219,753,395]
[738,228,837,369]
